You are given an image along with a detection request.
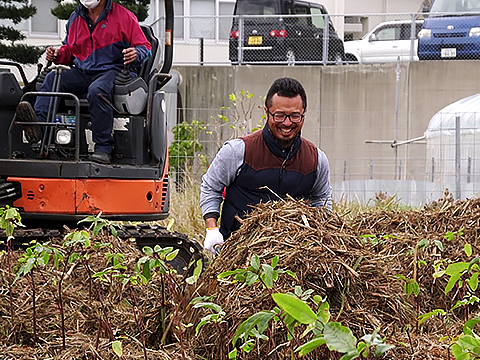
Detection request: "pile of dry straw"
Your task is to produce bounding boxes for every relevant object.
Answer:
[2,192,480,359]
[190,194,480,359]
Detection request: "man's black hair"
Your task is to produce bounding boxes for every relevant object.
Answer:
[265,77,307,109]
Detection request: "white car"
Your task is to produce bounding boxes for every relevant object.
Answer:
[344,19,424,63]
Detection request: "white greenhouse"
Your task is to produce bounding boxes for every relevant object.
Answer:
[333,93,480,206]
[426,93,480,199]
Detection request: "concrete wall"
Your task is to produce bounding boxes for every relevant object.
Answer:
[173,61,480,190]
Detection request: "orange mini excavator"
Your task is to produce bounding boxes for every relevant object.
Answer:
[0,0,203,271]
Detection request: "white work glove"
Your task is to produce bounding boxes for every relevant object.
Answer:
[204,227,224,254]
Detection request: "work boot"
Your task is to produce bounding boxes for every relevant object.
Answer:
[90,151,111,164]
[14,101,42,143]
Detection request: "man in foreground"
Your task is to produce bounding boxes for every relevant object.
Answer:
[200,77,332,254]
[15,0,151,164]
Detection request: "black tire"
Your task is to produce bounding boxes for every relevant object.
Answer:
[344,54,359,64]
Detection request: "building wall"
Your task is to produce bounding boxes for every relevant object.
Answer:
[173,61,480,188]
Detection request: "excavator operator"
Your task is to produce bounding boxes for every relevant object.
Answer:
[14,0,152,164]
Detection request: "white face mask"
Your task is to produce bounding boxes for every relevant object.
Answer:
[80,0,101,9]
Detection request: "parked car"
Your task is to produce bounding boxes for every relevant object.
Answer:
[418,0,480,60]
[229,0,345,65]
[344,19,424,63]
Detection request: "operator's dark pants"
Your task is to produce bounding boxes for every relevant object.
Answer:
[35,67,118,154]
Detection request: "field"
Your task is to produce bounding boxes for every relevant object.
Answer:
[1,187,480,359]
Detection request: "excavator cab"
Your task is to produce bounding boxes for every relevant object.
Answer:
[0,1,204,270]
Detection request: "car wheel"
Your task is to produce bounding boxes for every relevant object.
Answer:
[344,54,359,64]
[286,49,295,66]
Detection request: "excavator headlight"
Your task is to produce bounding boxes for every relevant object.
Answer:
[55,129,72,145]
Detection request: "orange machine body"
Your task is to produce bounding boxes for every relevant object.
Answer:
[8,176,169,215]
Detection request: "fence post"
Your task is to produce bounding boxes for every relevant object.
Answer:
[394,57,400,180]
[431,157,435,182]
[455,114,461,199]
[200,37,204,65]
[322,14,329,65]
[410,13,416,61]
[468,156,472,183]
[238,15,244,64]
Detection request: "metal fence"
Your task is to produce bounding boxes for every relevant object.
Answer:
[13,11,480,76]
[172,12,480,65]
[169,105,480,208]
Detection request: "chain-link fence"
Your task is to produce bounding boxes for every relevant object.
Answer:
[174,13,424,65]
[169,105,480,208]
[173,11,480,65]
[168,57,480,208]
[12,11,480,72]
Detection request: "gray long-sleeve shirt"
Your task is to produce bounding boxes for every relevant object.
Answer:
[200,138,332,218]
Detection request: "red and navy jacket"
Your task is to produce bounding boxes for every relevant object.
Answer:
[55,0,152,74]
[220,125,318,238]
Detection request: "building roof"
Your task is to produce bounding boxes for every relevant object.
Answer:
[425,93,480,138]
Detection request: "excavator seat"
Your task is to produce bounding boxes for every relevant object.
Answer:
[138,25,159,84]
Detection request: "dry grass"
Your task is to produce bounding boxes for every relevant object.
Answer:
[1,185,477,359]
[187,194,478,360]
[158,175,205,244]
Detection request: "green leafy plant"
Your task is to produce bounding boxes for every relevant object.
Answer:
[191,295,228,358]
[0,205,24,342]
[451,317,480,359]
[78,211,119,237]
[444,228,464,242]
[272,293,394,358]
[169,120,207,190]
[196,254,394,359]
[134,245,202,357]
[208,89,265,152]
[359,234,401,248]
[14,241,54,346]
[432,230,479,322]
[55,229,93,349]
[395,275,420,298]
[94,244,202,359]
[0,205,23,240]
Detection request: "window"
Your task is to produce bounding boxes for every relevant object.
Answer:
[375,26,400,41]
[174,0,184,39]
[14,0,59,37]
[190,0,215,39]
[30,0,59,36]
[293,4,310,26]
[219,2,234,40]
[310,7,325,29]
[173,0,235,42]
[239,0,276,15]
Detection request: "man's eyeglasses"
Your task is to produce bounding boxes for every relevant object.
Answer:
[267,109,305,123]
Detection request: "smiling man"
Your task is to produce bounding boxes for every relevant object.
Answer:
[200,77,332,254]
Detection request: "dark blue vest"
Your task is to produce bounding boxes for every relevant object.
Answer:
[220,125,318,238]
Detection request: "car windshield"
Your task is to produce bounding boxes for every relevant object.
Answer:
[236,0,279,15]
[430,0,480,16]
